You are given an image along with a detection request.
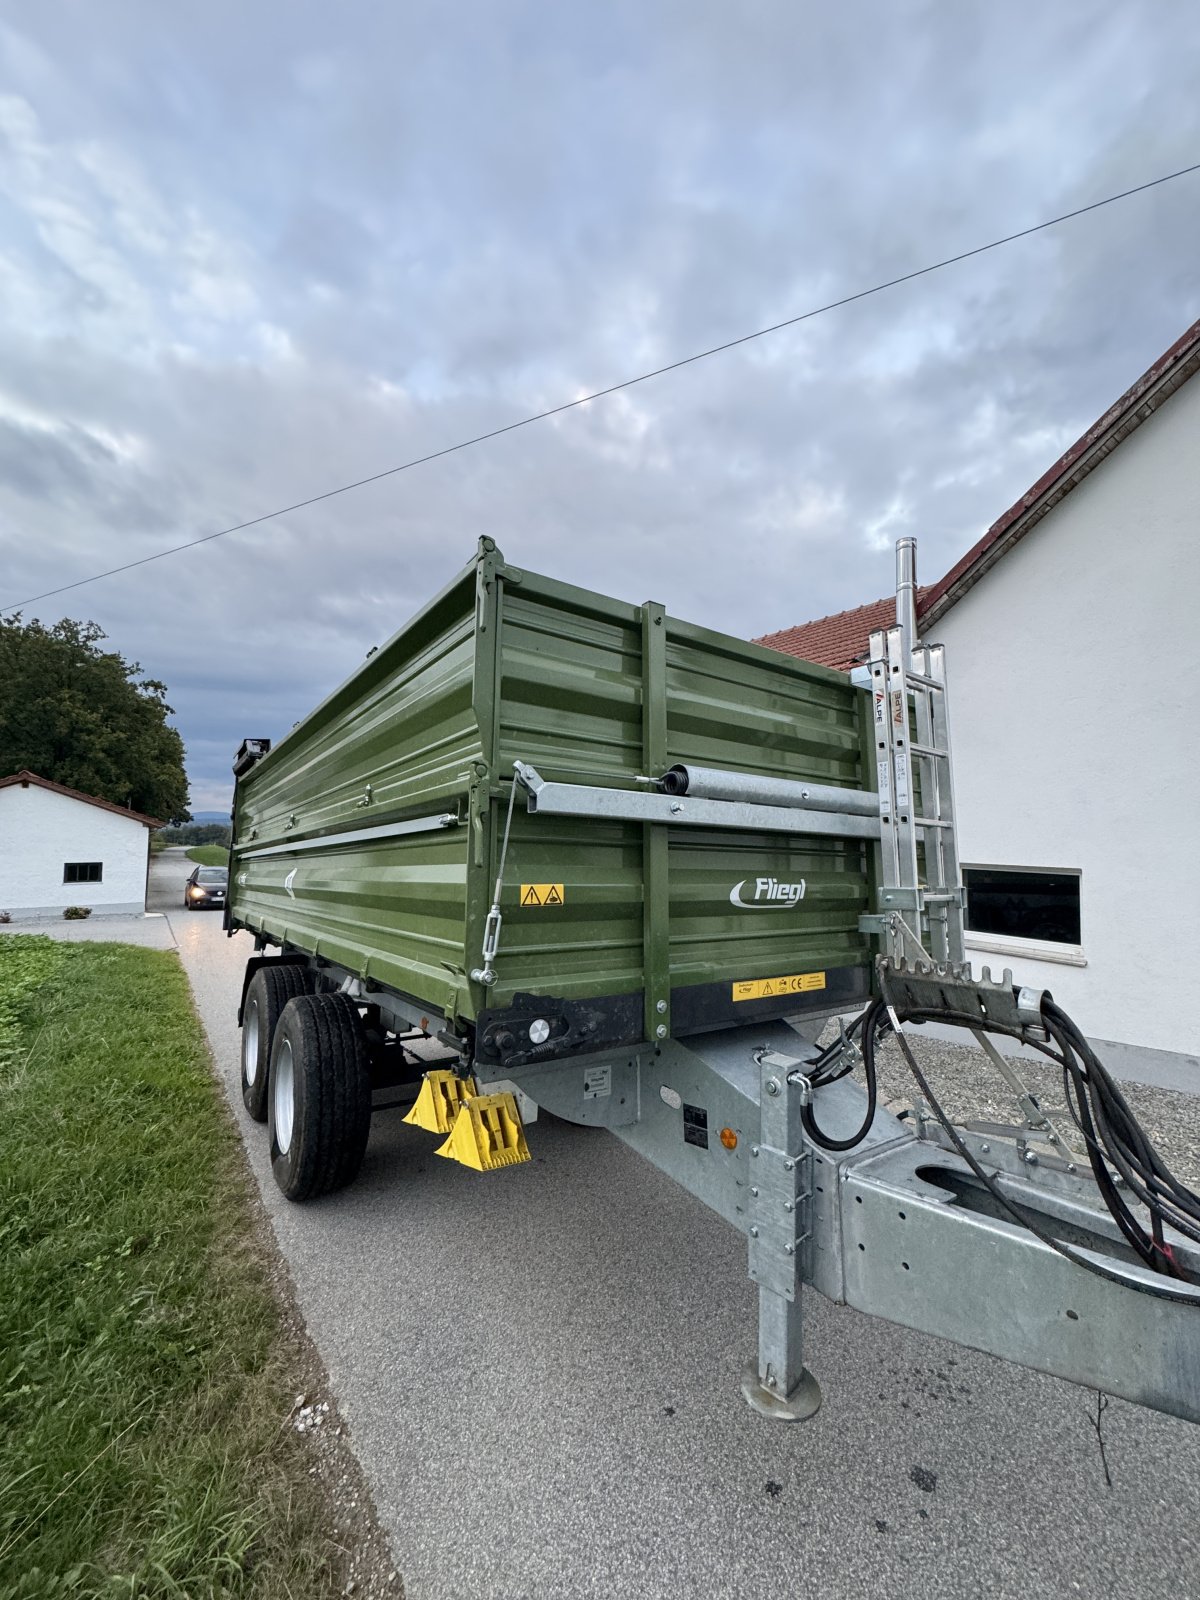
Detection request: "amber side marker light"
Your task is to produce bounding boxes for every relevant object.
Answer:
[720,1127,738,1150]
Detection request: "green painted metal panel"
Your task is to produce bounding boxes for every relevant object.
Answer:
[228,539,877,1044]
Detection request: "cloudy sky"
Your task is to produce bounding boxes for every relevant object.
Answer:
[1,3,1197,811]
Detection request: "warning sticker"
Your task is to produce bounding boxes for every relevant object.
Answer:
[683,1103,709,1149]
[732,971,827,1003]
[583,1064,611,1100]
[520,883,565,907]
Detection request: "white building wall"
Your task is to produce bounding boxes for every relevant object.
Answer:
[933,376,1200,1081]
[0,783,150,918]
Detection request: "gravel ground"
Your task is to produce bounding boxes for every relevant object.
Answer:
[862,1027,1200,1188]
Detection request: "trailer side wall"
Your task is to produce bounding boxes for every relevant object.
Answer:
[229,543,876,1047]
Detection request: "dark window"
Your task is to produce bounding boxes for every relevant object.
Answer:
[197,868,227,885]
[964,866,1080,946]
[63,861,103,884]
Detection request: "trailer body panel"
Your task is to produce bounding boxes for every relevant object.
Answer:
[228,542,876,1044]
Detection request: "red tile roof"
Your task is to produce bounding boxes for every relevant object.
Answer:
[0,770,163,829]
[756,315,1200,667]
[756,591,929,670]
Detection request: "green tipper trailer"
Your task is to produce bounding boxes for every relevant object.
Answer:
[226,538,1200,1426]
[228,537,877,1068]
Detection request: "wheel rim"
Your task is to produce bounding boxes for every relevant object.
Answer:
[274,1038,295,1154]
[243,999,260,1086]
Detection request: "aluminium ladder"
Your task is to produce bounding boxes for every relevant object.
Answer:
[865,608,1077,1146]
[866,622,965,967]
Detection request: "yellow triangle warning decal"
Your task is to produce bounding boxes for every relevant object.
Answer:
[520,883,564,907]
[732,971,827,1003]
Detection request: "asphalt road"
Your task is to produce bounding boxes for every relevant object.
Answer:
[149,850,1200,1600]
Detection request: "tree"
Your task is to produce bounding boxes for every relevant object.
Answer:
[0,616,191,823]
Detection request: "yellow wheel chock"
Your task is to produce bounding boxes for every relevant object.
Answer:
[404,1069,478,1136]
[436,1091,532,1171]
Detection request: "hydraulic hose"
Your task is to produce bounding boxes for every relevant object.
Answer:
[798,977,1200,1299]
[800,997,883,1151]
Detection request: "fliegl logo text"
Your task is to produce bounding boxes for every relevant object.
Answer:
[728,877,807,909]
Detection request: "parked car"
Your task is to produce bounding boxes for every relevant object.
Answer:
[184,865,228,910]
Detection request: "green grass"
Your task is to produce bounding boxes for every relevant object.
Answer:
[0,936,339,1597]
[185,846,229,868]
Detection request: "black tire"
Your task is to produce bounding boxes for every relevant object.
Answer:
[240,963,319,1121]
[267,993,372,1202]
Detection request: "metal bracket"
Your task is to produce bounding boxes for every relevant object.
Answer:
[876,954,1082,1156]
[748,1144,812,1301]
[959,1121,1080,1173]
[748,1050,814,1303]
[877,887,923,911]
[807,1018,863,1084]
[881,955,1048,1044]
[863,912,959,970]
[512,761,881,842]
[753,1047,816,1102]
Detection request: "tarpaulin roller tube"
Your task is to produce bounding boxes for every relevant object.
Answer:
[660,763,879,818]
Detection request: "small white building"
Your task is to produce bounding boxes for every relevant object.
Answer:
[0,770,160,920]
[758,317,1200,1089]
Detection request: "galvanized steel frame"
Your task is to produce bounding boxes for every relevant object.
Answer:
[509,1032,1200,1425]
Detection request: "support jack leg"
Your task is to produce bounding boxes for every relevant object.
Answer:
[741,1284,821,1421]
[743,1046,822,1420]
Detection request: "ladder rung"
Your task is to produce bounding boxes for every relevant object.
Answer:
[922,892,960,903]
[909,742,949,759]
[905,671,944,691]
[914,816,952,828]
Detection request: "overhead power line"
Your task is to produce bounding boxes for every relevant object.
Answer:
[4,158,1199,615]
